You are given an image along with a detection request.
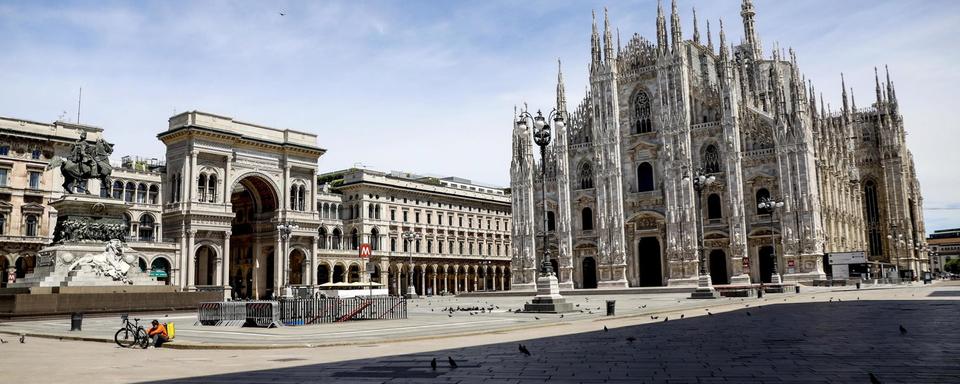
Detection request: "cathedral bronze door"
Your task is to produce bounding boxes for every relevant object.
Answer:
[581,257,597,289]
[759,246,774,283]
[638,237,662,287]
[709,250,729,285]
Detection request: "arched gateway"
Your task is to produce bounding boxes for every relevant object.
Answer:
[158,111,324,299]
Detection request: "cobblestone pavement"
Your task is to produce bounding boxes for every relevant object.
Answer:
[0,290,748,347]
[1,283,957,383]
[142,290,959,383]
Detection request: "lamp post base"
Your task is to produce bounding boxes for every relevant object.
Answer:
[523,274,574,313]
[405,285,418,299]
[770,273,783,285]
[689,274,720,299]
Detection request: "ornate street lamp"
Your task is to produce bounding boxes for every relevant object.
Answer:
[757,196,785,284]
[402,231,422,298]
[887,224,904,280]
[518,108,572,313]
[684,167,719,299]
[277,222,299,299]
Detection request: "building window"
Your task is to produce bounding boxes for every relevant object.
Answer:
[703,144,721,174]
[28,171,41,189]
[0,213,6,235]
[427,214,432,224]
[415,212,420,223]
[198,174,207,202]
[415,239,421,253]
[208,175,218,203]
[438,241,444,254]
[637,162,654,192]
[459,217,463,227]
[427,240,433,253]
[633,90,652,134]
[136,183,147,204]
[547,211,556,231]
[112,180,123,200]
[371,228,380,250]
[0,145,8,155]
[31,149,41,160]
[351,229,359,250]
[459,242,464,254]
[0,168,7,187]
[579,163,594,189]
[138,214,156,241]
[864,180,883,256]
[391,210,396,221]
[25,215,38,237]
[582,207,594,231]
[332,228,342,250]
[707,193,722,219]
[391,238,397,252]
[318,228,327,249]
[149,185,160,204]
[403,211,408,222]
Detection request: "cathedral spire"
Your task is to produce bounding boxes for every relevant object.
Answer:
[885,65,899,111]
[591,10,601,67]
[556,59,567,115]
[603,7,614,63]
[874,66,884,106]
[656,0,668,55]
[718,19,728,63]
[851,88,857,112]
[692,7,701,44]
[706,20,713,51]
[841,73,849,115]
[740,0,762,60]
[670,0,682,52]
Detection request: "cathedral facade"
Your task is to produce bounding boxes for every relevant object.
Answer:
[510,0,927,289]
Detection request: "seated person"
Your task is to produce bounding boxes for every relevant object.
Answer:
[147,320,168,348]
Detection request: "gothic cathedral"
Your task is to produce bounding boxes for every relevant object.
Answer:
[510,0,926,289]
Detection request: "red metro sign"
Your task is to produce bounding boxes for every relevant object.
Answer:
[359,243,372,258]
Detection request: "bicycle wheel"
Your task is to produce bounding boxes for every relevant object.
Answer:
[137,328,150,349]
[114,328,136,348]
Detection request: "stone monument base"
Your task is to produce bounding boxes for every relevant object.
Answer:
[689,275,720,299]
[523,274,574,313]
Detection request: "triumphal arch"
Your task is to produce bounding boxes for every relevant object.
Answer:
[159,111,324,299]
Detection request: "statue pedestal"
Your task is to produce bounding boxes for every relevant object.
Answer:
[689,274,720,299]
[523,274,574,313]
[10,195,160,288]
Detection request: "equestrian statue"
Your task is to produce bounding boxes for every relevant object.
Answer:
[46,130,113,193]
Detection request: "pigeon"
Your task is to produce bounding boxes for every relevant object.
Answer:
[559,314,564,319]
[448,357,458,368]
[680,314,685,319]
[641,305,647,309]
[603,326,608,332]
[448,314,453,318]
[869,372,882,384]
[899,325,907,335]
[746,311,752,317]
[663,317,668,322]
[534,316,540,320]
[651,316,659,320]
[19,335,25,344]
[519,344,531,356]
[279,11,286,16]
[626,336,636,343]
[0,338,6,344]
[431,358,437,371]
[707,312,713,316]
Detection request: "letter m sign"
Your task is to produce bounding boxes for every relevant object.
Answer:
[359,243,372,258]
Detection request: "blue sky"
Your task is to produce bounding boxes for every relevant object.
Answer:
[1,0,958,233]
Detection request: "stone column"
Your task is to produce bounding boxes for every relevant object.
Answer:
[431,271,437,296]
[310,236,318,286]
[275,233,283,296]
[443,272,448,294]
[223,154,232,204]
[222,231,232,299]
[186,230,196,290]
[420,268,426,296]
[188,150,198,202]
[453,271,459,294]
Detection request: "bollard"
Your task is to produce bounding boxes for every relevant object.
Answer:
[795,285,800,294]
[605,300,616,316]
[70,312,83,331]
[856,282,861,290]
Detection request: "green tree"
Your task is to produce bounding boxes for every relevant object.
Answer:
[944,258,960,274]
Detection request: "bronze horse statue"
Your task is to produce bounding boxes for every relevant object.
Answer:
[47,136,114,194]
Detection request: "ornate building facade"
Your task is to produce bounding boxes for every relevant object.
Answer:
[511,0,927,289]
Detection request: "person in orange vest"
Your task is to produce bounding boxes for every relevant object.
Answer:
[147,320,168,348]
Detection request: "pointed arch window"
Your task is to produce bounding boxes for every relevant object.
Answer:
[547,211,556,232]
[207,175,217,203]
[707,193,722,219]
[149,184,160,204]
[633,90,652,133]
[371,228,380,250]
[124,182,136,202]
[864,180,883,257]
[112,180,124,200]
[332,228,342,250]
[318,227,328,249]
[637,162,654,191]
[197,174,207,202]
[582,207,594,231]
[350,228,359,250]
[703,144,721,174]
[579,163,594,190]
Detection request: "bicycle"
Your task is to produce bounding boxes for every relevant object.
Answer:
[114,314,149,349]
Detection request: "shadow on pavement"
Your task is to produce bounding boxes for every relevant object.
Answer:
[143,300,960,383]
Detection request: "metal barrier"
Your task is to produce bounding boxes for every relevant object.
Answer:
[246,301,281,328]
[197,297,406,328]
[279,296,407,325]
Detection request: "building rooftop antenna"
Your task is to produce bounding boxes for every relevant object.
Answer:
[76,87,82,124]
